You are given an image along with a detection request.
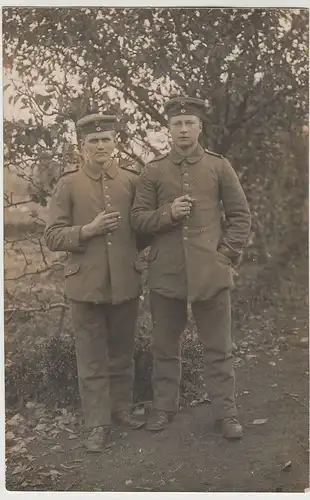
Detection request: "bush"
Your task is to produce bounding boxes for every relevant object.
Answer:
[5,315,206,411]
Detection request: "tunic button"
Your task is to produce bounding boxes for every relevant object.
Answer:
[184,226,188,230]
[108,242,112,246]
[184,173,189,177]
[107,204,111,208]
[184,236,188,241]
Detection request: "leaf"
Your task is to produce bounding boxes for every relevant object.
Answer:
[5,431,15,441]
[35,423,47,431]
[245,354,258,361]
[9,442,28,454]
[12,464,28,475]
[51,444,64,451]
[68,434,78,440]
[253,418,268,425]
[49,469,62,476]
[3,83,10,92]
[7,413,25,426]
[282,460,292,471]
[26,402,36,409]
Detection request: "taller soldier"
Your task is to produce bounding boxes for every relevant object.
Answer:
[131,97,251,439]
[45,113,145,452]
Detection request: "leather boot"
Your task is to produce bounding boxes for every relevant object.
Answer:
[112,409,145,430]
[217,416,243,439]
[84,425,110,452]
[146,410,173,432]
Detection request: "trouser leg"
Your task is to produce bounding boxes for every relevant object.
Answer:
[191,288,237,420]
[71,301,110,428]
[150,292,187,413]
[106,298,139,413]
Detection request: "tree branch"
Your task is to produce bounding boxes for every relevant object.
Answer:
[4,303,69,314]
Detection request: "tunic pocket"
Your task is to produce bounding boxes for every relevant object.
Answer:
[64,262,81,277]
[146,248,159,262]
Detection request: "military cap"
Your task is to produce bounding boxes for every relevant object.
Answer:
[164,97,207,120]
[76,113,118,135]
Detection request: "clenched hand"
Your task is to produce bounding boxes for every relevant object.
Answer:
[80,211,121,240]
[171,195,194,220]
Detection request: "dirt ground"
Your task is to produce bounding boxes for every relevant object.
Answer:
[5,290,309,493]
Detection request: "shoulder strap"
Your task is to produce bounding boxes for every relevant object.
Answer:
[59,168,79,178]
[148,151,169,164]
[120,162,142,175]
[205,149,223,159]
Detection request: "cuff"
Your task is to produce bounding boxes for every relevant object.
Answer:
[159,203,179,229]
[68,226,85,252]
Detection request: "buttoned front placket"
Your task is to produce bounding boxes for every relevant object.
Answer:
[102,174,113,249]
[181,160,191,239]
[180,159,192,295]
[100,163,121,304]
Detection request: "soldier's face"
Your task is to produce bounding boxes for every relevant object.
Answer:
[169,115,202,149]
[81,130,116,165]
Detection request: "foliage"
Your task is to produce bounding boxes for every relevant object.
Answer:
[3,8,308,255]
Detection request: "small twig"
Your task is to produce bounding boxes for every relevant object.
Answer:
[147,463,184,491]
[4,197,34,209]
[170,463,183,475]
[287,394,308,409]
[5,263,64,281]
[38,238,48,266]
[64,478,79,491]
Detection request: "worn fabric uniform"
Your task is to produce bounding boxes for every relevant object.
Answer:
[45,117,144,429]
[131,99,251,420]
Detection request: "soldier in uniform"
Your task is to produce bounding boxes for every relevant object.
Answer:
[131,97,251,439]
[45,113,146,452]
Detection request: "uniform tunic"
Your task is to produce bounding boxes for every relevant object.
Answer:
[45,160,142,304]
[131,144,251,301]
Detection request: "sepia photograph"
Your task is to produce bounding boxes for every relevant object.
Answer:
[2,5,309,494]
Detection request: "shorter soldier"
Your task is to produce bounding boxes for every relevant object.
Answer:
[45,113,145,452]
[132,97,251,439]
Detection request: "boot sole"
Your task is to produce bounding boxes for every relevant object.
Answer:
[112,420,146,430]
[146,424,167,432]
[84,442,109,453]
[222,432,243,440]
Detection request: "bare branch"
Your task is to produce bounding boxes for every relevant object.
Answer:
[4,262,64,282]
[4,303,69,314]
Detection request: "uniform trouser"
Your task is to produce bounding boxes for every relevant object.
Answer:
[150,288,237,420]
[71,298,139,429]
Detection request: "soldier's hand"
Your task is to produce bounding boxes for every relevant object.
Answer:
[171,195,193,220]
[81,211,121,239]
